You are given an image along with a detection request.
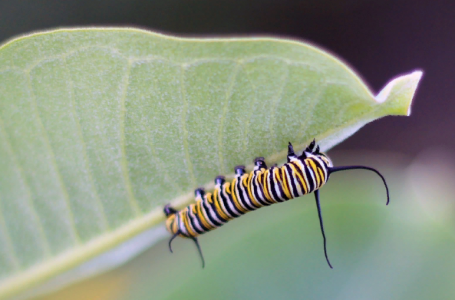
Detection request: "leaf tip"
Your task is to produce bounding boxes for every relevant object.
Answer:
[375,69,423,116]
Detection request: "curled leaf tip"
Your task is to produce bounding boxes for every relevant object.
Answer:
[375,70,423,116]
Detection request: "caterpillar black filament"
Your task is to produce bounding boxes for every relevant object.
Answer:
[164,140,389,268]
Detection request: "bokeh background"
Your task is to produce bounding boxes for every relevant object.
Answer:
[1,0,454,156]
[1,1,454,299]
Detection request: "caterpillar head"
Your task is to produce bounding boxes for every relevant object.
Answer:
[300,139,333,167]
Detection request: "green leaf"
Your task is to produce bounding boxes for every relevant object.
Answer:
[0,28,421,299]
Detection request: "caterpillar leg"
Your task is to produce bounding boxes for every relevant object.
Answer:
[215,175,225,185]
[314,190,333,269]
[254,157,267,170]
[235,165,246,176]
[195,188,205,198]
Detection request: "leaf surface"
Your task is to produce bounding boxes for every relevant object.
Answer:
[0,28,421,298]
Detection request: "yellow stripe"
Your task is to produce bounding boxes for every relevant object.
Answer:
[277,167,292,199]
[196,200,213,230]
[314,160,323,187]
[182,209,198,237]
[166,215,176,233]
[317,167,325,185]
[307,160,321,187]
[298,160,311,193]
[261,170,273,202]
[172,216,179,233]
[246,172,261,207]
[213,188,230,220]
[296,162,309,194]
[207,193,213,204]
[229,180,248,213]
[289,163,308,195]
[246,172,255,203]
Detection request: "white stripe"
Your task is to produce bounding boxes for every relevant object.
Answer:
[222,185,242,216]
[292,171,304,197]
[314,156,328,182]
[236,175,253,210]
[177,213,189,236]
[196,195,218,227]
[215,185,235,218]
[266,170,278,203]
[283,166,296,198]
[240,174,257,209]
[295,160,310,194]
[188,207,204,232]
[251,171,262,203]
[204,195,226,224]
[305,159,317,191]
[196,200,216,228]
[273,168,285,200]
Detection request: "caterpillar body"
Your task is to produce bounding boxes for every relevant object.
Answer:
[164,140,389,268]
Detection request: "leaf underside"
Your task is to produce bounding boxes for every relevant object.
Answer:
[0,28,421,299]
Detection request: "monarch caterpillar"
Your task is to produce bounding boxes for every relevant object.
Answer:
[164,140,389,268]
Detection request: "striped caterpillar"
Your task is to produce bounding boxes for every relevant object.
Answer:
[164,140,389,268]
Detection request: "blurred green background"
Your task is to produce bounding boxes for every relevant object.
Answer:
[31,152,455,300]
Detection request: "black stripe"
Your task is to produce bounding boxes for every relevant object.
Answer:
[252,172,270,206]
[268,167,281,202]
[247,174,262,209]
[226,182,246,216]
[187,207,205,235]
[181,210,196,237]
[303,160,315,192]
[209,193,230,222]
[285,164,298,198]
[194,202,211,231]
[204,198,226,227]
[280,166,292,201]
[202,201,223,227]
[312,158,327,184]
[309,157,323,188]
[175,213,187,237]
[218,186,238,218]
[275,167,287,202]
[236,177,257,211]
[290,162,308,195]
[259,172,274,205]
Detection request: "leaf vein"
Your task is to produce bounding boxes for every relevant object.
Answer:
[63,57,111,231]
[0,114,52,257]
[148,73,184,194]
[179,65,197,187]
[26,72,82,245]
[118,60,142,216]
[217,62,241,174]
[0,193,21,271]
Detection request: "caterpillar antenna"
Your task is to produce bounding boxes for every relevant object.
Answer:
[192,237,205,268]
[168,231,180,253]
[329,165,390,205]
[314,190,333,269]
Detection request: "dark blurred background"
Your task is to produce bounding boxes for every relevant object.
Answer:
[0,0,451,156]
